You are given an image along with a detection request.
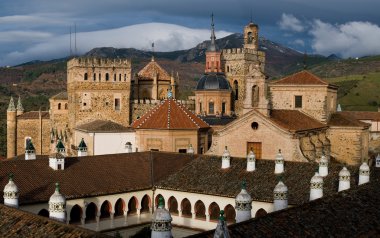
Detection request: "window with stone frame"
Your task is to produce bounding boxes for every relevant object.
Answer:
[209,101,214,114]
[114,98,121,111]
[295,95,303,108]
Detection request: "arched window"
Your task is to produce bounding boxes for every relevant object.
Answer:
[85,202,97,223]
[38,209,49,217]
[255,208,267,218]
[195,200,206,219]
[70,204,83,224]
[58,103,61,110]
[233,80,239,100]
[209,101,214,114]
[105,73,109,81]
[209,202,220,221]
[114,74,116,81]
[64,103,68,110]
[127,197,138,215]
[124,74,127,81]
[99,73,101,81]
[84,73,88,81]
[247,32,253,43]
[141,195,150,213]
[155,194,165,208]
[100,200,111,219]
[181,198,191,217]
[93,73,96,81]
[252,85,259,107]
[227,66,230,72]
[119,74,122,81]
[224,204,236,223]
[168,196,178,214]
[114,198,125,217]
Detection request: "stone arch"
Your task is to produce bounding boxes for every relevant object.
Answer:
[233,80,238,100]
[85,202,97,223]
[100,200,112,219]
[255,208,267,218]
[114,198,126,217]
[69,204,83,224]
[224,204,236,223]
[181,198,192,217]
[168,196,178,214]
[141,194,151,213]
[209,202,220,221]
[194,200,206,219]
[38,209,49,217]
[127,197,138,215]
[155,194,165,208]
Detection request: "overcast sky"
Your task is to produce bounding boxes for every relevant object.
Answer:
[1,0,380,66]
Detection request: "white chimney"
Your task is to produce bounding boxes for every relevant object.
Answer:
[235,181,252,222]
[151,197,172,238]
[125,142,132,153]
[274,149,284,174]
[222,146,231,169]
[273,178,288,211]
[3,174,19,208]
[78,138,88,157]
[358,162,370,185]
[376,154,380,168]
[318,155,328,177]
[338,167,350,192]
[49,183,66,222]
[49,153,65,170]
[310,172,323,201]
[246,150,256,172]
[25,140,36,160]
[187,144,194,154]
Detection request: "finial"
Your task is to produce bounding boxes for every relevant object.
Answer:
[250,9,253,23]
[55,182,60,192]
[17,96,24,111]
[241,180,247,190]
[8,173,14,181]
[8,96,16,111]
[151,42,155,61]
[218,210,225,221]
[158,196,164,208]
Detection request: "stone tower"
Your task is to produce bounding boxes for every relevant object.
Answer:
[7,97,17,158]
[67,57,132,134]
[222,21,267,116]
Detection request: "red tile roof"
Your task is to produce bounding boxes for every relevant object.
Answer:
[328,112,370,128]
[137,59,171,81]
[339,111,380,121]
[76,120,134,133]
[269,110,327,132]
[272,70,331,86]
[131,99,210,130]
[17,111,50,119]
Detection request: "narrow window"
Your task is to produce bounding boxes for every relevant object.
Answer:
[93,73,96,81]
[119,74,122,81]
[65,103,68,110]
[114,98,120,111]
[222,102,226,115]
[295,95,303,108]
[233,80,238,100]
[124,74,127,81]
[99,73,101,81]
[114,74,116,81]
[105,73,109,81]
[199,102,202,114]
[58,103,61,110]
[84,73,88,81]
[209,102,214,114]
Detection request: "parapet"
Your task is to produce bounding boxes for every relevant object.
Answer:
[67,57,131,69]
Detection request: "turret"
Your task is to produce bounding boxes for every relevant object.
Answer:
[3,174,19,208]
[151,197,172,238]
[274,149,284,174]
[49,183,66,222]
[7,96,17,158]
[187,144,194,154]
[273,177,288,211]
[16,96,24,116]
[78,138,88,156]
[125,142,132,153]
[318,155,328,177]
[25,140,36,160]
[358,162,370,185]
[213,210,230,238]
[243,21,259,50]
[205,13,222,73]
[338,166,350,192]
[309,171,323,201]
[235,181,252,222]
[221,146,231,169]
[246,149,256,171]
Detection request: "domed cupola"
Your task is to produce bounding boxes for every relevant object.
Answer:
[273,177,288,211]
[309,171,323,201]
[49,182,66,222]
[196,73,231,91]
[246,149,256,171]
[235,181,252,222]
[151,197,172,238]
[77,138,87,157]
[3,173,19,208]
[359,161,370,185]
[338,166,351,192]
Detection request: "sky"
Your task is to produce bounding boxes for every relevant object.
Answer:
[1,0,380,66]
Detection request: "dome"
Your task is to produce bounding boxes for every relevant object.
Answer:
[236,182,252,203]
[49,183,66,204]
[3,175,18,194]
[360,162,370,172]
[196,73,231,90]
[274,181,288,193]
[311,172,323,184]
[152,197,172,222]
[339,167,350,177]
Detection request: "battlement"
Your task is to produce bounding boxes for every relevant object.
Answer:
[222,48,265,56]
[67,57,131,69]
[132,99,195,106]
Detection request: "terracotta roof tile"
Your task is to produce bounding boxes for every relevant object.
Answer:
[137,59,171,81]
[269,110,327,132]
[75,120,135,133]
[17,111,49,119]
[51,91,68,100]
[339,111,380,121]
[131,99,210,130]
[328,112,370,127]
[0,152,194,205]
[272,70,330,86]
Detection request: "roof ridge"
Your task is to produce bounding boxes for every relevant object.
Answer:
[176,100,200,128]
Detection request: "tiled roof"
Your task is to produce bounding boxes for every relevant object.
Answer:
[0,204,109,238]
[339,111,380,121]
[271,71,332,86]
[0,152,194,205]
[200,116,237,126]
[157,155,364,205]
[75,120,135,133]
[131,99,210,130]
[188,169,380,238]
[137,59,171,81]
[17,111,50,119]
[328,112,370,128]
[269,110,327,132]
[51,91,68,100]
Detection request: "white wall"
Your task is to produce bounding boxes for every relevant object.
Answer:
[94,132,136,155]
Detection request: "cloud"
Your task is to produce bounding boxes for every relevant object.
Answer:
[309,20,380,58]
[278,13,305,32]
[0,22,232,66]
[293,39,305,47]
[0,31,53,42]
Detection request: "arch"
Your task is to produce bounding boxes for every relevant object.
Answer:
[168,196,178,214]
[247,32,253,43]
[194,200,206,219]
[127,197,138,215]
[84,73,88,80]
[233,80,239,100]
[255,208,267,218]
[58,103,61,110]
[141,194,151,213]
[155,194,165,208]
[100,200,112,219]
[105,73,109,81]
[181,198,191,217]
[209,202,220,221]
[85,202,97,223]
[64,103,68,110]
[224,204,236,223]
[38,209,49,217]
[69,204,83,224]
[114,198,125,217]
[208,101,215,114]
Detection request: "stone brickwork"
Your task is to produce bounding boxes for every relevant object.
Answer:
[195,91,231,116]
[16,118,51,156]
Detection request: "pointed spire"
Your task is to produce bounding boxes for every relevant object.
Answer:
[55,182,60,193]
[16,96,24,112]
[7,96,16,111]
[214,210,230,238]
[207,13,218,52]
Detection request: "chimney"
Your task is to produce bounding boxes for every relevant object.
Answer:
[187,144,194,154]
[213,210,230,238]
[358,162,370,185]
[235,181,252,223]
[318,155,328,177]
[3,173,19,208]
[310,171,323,201]
[246,149,256,172]
[274,149,284,174]
[49,183,66,222]
[125,142,132,154]
[151,197,172,238]
[273,176,288,211]
[25,140,36,160]
[338,167,350,192]
[49,153,65,170]
[221,146,231,169]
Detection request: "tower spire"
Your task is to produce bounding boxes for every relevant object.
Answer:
[7,96,16,111]
[16,96,24,112]
[208,13,217,52]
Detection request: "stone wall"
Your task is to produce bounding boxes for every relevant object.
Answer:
[194,91,231,116]
[16,118,51,156]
